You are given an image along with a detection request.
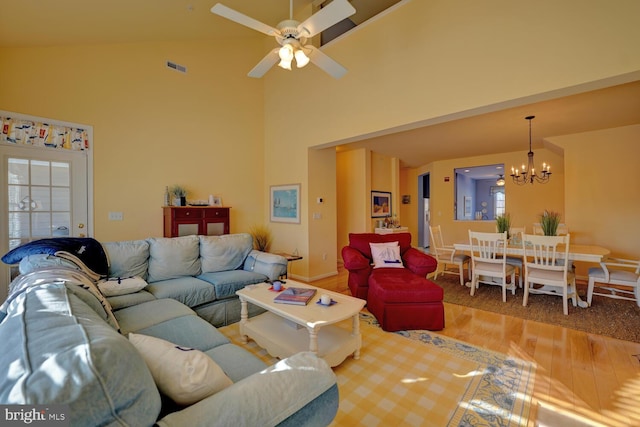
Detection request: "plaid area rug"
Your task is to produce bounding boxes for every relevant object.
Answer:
[219,312,535,427]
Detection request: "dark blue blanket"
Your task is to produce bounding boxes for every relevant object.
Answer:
[1,238,108,277]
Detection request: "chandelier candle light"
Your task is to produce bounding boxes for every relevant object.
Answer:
[510,115,552,185]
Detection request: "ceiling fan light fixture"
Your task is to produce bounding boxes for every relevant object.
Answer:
[278,58,293,70]
[279,44,294,61]
[211,0,355,78]
[278,44,294,70]
[294,49,310,68]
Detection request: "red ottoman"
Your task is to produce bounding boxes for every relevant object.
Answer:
[368,269,444,332]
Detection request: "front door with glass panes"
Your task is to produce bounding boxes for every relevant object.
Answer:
[1,144,89,299]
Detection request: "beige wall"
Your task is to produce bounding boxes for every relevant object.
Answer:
[264,0,640,279]
[420,148,565,245]
[336,148,369,259]
[1,0,639,282]
[549,125,640,259]
[307,147,338,280]
[0,39,267,241]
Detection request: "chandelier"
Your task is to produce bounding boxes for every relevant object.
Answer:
[510,115,551,185]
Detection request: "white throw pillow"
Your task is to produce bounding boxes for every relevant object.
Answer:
[129,333,232,405]
[369,242,404,268]
[98,276,148,296]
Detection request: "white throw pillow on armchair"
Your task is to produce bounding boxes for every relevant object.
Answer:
[369,242,404,268]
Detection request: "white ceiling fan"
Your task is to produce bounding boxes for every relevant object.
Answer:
[210,0,356,79]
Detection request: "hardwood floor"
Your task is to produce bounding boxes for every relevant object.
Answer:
[307,267,640,427]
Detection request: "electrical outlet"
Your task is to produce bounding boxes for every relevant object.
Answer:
[108,212,123,221]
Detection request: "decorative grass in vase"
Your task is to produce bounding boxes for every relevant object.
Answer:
[249,224,273,252]
[540,210,561,236]
[495,213,511,239]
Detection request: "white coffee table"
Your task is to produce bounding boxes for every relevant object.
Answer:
[236,280,366,367]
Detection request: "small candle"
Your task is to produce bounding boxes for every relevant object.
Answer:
[320,294,331,305]
[272,281,282,291]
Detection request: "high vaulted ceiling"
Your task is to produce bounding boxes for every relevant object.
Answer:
[2,0,639,168]
[0,0,399,47]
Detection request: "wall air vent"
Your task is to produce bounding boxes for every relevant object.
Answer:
[166,61,187,73]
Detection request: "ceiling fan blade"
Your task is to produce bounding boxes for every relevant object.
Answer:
[248,48,280,78]
[306,45,347,79]
[297,0,356,38]
[211,3,280,36]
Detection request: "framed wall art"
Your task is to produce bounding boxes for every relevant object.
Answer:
[371,191,391,218]
[270,184,300,223]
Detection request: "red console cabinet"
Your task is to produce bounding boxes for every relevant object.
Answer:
[163,206,230,237]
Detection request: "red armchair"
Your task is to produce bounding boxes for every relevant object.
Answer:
[342,233,437,300]
[342,233,444,331]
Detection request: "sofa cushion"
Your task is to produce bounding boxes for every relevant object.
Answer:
[205,343,269,383]
[115,298,198,334]
[243,250,288,281]
[146,276,217,307]
[129,333,233,406]
[133,314,232,352]
[198,270,269,299]
[199,233,253,273]
[147,235,201,283]
[103,239,150,279]
[107,290,156,310]
[0,283,161,426]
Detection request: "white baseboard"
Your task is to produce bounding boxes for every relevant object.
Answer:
[288,270,338,283]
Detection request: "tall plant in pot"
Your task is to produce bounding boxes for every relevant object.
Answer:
[540,210,561,236]
[495,213,511,238]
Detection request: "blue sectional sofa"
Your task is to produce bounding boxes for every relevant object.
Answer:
[0,235,339,426]
[102,233,288,326]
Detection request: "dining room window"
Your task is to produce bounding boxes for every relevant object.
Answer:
[494,189,505,217]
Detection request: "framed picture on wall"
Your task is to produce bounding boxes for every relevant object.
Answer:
[371,191,391,217]
[270,184,300,223]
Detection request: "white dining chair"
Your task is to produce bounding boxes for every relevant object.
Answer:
[521,233,577,315]
[429,225,470,286]
[468,230,516,302]
[587,258,640,307]
[506,226,526,288]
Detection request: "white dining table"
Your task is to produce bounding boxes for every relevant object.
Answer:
[453,242,610,308]
[452,242,610,263]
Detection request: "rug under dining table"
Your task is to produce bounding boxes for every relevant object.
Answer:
[219,312,536,426]
[433,273,640,343]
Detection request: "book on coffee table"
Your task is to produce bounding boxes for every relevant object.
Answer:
[273,287,317,306]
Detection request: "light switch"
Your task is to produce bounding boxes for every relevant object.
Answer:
[109,212,123,221]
